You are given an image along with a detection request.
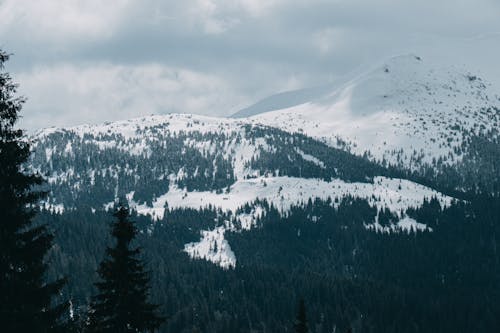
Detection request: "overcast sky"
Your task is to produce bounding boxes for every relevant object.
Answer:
[1,0,500,130]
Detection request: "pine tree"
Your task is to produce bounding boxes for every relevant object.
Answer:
[87,206,164,333]
[294,298,309,333]
[0,50,68,332]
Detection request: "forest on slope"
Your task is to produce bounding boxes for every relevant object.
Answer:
[41,193,500,332]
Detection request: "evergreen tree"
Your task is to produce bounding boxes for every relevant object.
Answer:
[0,50,68,332]
[294,298,309,333]
[87,206,164,332]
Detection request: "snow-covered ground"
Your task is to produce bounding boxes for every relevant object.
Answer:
[184,227,237,269]
[35,113,247,142]
[122,175,454,269]
[129,176,453,221]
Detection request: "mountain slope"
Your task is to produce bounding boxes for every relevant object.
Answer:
[240,55,500,188]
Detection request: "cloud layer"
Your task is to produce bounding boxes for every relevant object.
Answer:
[1,0,500,130]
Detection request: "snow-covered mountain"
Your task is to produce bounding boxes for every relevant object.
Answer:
[29,55,500,269]
[31,113,455,268]
[239,55,500,176]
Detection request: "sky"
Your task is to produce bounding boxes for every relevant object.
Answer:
[1,0,500,130]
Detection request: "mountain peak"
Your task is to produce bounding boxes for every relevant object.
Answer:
[242,56,499,169]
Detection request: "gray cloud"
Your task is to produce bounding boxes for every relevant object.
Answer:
[1,0,499,130]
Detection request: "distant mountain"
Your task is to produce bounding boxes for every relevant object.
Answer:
[231,84,334,118]
[238,55,500,190]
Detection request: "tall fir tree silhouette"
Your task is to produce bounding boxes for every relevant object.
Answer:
[294,298,309,333]
[88,206,164,333]
[0,50,68,332]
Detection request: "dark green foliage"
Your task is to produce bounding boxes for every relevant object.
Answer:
[38,193,500,333]
[87,206,164,333]
[294,299,309,333]
[247,126,388,183]
[0,50,68,332]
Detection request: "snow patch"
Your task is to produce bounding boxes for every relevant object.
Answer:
[295,148,326,168]
[184,226,236,269]
[365,216,431,233]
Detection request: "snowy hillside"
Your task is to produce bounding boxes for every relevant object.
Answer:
[243,55,500,172]
[31,113,457,268]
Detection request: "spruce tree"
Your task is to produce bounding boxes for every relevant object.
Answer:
[0,50,67,332]
[294,298,309,333]
[88,206,164,333]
